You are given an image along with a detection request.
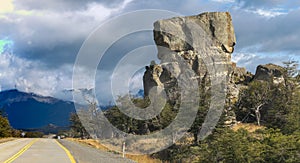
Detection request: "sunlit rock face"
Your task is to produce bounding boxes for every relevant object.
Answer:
[254,64,286,84]
[143,12,246,126]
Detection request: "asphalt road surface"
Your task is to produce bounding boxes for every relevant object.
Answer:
[0,138,135,163]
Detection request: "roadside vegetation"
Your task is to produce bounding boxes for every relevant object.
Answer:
[0,113,12,137]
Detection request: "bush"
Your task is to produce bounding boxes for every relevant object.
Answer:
[159,128,300,163]
[24,131,44,138]
[0,115,12,137]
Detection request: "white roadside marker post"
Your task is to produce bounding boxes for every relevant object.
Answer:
[122,142,126,158]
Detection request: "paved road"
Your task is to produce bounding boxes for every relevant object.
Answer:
[0,139,135,163]
[0,138,34,163]
[59,140,135,163]
[0,138,74,163]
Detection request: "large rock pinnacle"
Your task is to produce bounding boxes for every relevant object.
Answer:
[143,12,242,127]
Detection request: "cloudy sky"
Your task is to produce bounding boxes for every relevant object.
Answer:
[0,0,299,104]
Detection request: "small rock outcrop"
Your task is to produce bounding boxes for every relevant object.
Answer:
[230,62,253,84]
[254,64,285,84]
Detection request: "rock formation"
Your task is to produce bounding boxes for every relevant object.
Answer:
[143,12,242,126]
[142,12,287,128]
[254,63,285,84]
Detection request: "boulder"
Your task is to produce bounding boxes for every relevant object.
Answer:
[254,63,285,84]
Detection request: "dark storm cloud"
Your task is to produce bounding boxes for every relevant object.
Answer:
[0,15,87,68]
[14,40,83,67]
[1,0,128,68]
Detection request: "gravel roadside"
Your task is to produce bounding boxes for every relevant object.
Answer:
[59,139,136,163]
[0,138,15,144]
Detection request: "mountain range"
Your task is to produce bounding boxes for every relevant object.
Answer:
[0,89,76,132]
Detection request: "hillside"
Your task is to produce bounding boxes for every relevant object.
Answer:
[0,89,76,130]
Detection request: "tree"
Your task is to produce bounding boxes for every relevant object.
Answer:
[282,60,299,103]
[104,96,178,136]
[283,85,300,134]
[236,79,294,129]
[0,115,12,137]
[25,131,44,138]
[162,128,300,163]
[236,81,273,126]
[11,129,22,137]
[200,128,266,163]
[190,73,211,144]
[283,60,299,78]
[280,60,300,133]
[69,113,90,138]
[259,129,300,162]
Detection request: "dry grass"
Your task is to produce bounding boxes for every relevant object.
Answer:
[232,123,265,133]
[125,154,162,163]
[67,138,110,151]
[68,124,264,163]
[67,138,162,163]
[0,138,15,144]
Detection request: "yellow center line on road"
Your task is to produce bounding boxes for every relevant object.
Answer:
[55,140,76,163]
[3,139,39,163]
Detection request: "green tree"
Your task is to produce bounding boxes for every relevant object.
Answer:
[190,73,211,144]
[259,129,300,162]
[236,81,273,125]
[11,129,22,137]
[236,80,291,129]
[105,96,178,135]
[0,115,12,137]
[197,128,266,163]
[162,128,300,163]
[69,113,90,138]
[25,131,44,138]
[283,87,300,134]
[283,60,299,78]
[280,60,300,133]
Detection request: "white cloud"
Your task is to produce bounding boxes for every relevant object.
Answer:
[76,0,134,22]
[234,0,298,18]
[129,70,144,93]
[0,52,73,100]
[251,8,287,18]
[232,52,290,73]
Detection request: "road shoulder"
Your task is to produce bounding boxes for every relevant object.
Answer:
[59,139,135,163]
